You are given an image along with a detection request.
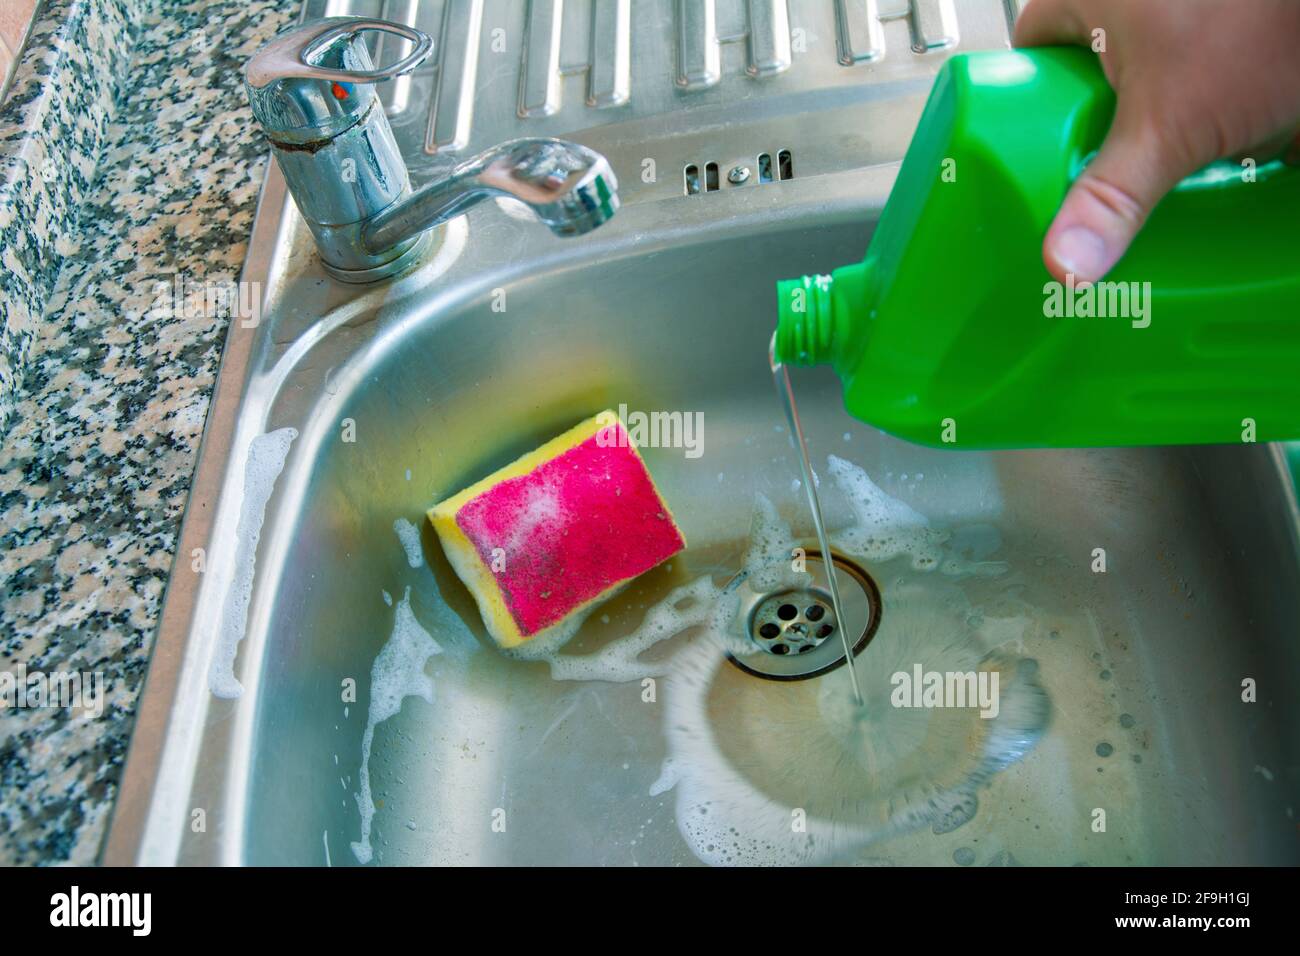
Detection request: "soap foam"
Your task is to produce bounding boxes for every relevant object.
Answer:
[825,453,944,570]
[742,492,806,593]
[656,583,1050,866]
[827,455,1006,577]
[500,475,566,558]
[510,460,1043,865]
[521,475,949,690]
[393,517,424,568]
[209,426,297,699]
[502,601,600,665]
[514,495,798,682]
[549,577,740,683]
[351,587,443,864]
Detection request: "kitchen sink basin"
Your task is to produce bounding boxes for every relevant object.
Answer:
[101,157,1300,865]
[101,0,1300,865]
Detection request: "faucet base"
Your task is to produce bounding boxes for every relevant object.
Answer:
[321,230,434,284]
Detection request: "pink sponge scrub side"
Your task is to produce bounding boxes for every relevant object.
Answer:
[429,412,686,648]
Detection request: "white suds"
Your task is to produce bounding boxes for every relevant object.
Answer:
[502,476,566,556]
[351,587,442,864]
[742,493,805,593]
[393,517,424,568]
[513,495,796,683]
[826,454,945,571]
[827,456,1004,577]
[549,577,737,683]
[502,475,1033,865]
[654,583,1048,866]
[209,427,297,699]
[649,758,681,796]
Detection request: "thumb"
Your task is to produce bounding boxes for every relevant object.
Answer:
[1044,104,1193,283]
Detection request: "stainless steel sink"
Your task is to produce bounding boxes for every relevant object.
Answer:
[103,1,1300,866]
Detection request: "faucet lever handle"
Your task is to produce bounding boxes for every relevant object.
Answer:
[246,17,433,90]
[246,16,434,147]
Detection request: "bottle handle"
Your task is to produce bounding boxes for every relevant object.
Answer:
[1051,48,1297,195]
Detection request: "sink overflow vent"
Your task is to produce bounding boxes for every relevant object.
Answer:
[685,149,794,195]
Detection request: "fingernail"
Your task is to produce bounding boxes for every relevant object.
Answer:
[1052,226,1110,283]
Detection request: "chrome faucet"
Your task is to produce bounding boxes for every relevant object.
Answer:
[245,17,619,282]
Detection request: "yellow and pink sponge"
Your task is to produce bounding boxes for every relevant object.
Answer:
[429,411,686,649]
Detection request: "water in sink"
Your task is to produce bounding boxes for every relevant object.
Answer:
[352,425,1049,865]
[542,455,1046,865]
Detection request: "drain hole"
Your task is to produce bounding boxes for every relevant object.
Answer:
[777,603,797,620]
[771,643,789,655]
[806,604,825,621]
[817,624,834,638]
[757,152,773,183]
[759,622,780,639]
[799,644,815,654]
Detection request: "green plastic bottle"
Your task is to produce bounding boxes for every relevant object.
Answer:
[774,47,1300,449]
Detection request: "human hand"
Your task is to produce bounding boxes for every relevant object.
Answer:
[1014,0,1300,283]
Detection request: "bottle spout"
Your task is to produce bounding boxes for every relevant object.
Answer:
[775,273,836,367]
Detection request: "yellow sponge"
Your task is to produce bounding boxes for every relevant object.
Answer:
[429,412,686,648]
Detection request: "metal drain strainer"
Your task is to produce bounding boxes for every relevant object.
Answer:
[726,551,880,681]
[751,590,837,656]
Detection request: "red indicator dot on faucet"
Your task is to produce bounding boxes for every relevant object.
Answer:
[331,82,350,100]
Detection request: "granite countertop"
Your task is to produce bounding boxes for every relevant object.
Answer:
[0,0,296,865]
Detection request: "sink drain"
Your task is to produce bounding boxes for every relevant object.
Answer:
[751,591,837,656]
[726,551,880,681]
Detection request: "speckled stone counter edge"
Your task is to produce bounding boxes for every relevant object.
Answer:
[0,0,139,440]
[0,0,300,864]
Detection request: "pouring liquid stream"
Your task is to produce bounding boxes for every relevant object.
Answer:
[770,334,865,707]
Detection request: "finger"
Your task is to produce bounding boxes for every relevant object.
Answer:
[1248,127,1300,166]
[1013,0,1088,48]
[1043,104,1199,283]
[1234,128,1298,165]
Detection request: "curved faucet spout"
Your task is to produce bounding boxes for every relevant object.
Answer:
[363,138,621,256]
